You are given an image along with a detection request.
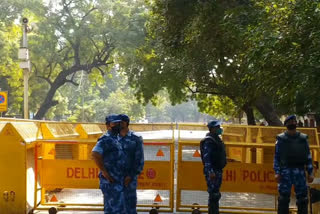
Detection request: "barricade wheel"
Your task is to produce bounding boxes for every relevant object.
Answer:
[191,203,201,214]
[48,207,58,214]
[149,208,158,214]
[27,209,34,214]
[191,202,199,209]
[191,209,201,214]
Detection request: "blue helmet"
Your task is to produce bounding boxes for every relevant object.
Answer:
[284,115,296,125]
[207,120,221,129]
[105,114,121,124]
[119,114,130,124]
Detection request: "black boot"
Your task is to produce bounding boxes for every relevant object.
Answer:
[297,197,308,214]
[209,192,221,214]
[208,203,219,214]
[278,194,290,214]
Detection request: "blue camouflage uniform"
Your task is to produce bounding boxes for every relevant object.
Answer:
[119,130,144,214]
[92,131,127,214]
[201,133,224,210]
[202,133,223,192]
[274,131,313,214]
[200,120,227,214]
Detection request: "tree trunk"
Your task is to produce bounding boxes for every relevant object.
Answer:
[33,71,69,120]
[33,64,87,120]
[34,84,60,120]
[242,104,256,125]
[254,94,283,126]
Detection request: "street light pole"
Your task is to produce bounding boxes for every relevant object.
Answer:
[19,18,30,119]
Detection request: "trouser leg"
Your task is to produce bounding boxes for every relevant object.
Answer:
[296,196,308,214]
[277,194,290,214]
[208,192,221,214]
[278,169,292,214]
[293,168,308,214]
[206,170,223,214]
[100,182,126,214]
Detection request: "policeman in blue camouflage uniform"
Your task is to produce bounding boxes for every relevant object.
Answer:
[200,120,227,214]
[119,114,144,214]
[274,115,314,214]
[92,114,127,214]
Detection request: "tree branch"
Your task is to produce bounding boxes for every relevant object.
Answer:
[65,79,79,86]
[62,0,76,26]
[185,84,232,97]
[31,62,39,75]
[79,7,97,27]
[89,37,101,54]
[47,63,53,80]
[32,62,53,86]
[37,75,53,86]
[96,67,105,76]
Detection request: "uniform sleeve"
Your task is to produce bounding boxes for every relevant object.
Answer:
[306,139,313,175]
[92,138,105,154]
[202,140,214,174]
[130,136,144,178]
[273,139,281,175]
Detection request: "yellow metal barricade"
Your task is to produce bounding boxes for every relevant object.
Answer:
[0,122,40,214]
[40,122,90,160]
[176,124,320,213]
[131,123,175,212]
[75,123,103,139]
[1,119,320,213]
[33,123,175,212]
[75,123,104,160]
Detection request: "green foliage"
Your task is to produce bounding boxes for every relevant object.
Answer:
[0,17,23,115]
[121,0,320,123]
[2,0,319,122]
[244,0,320,115]
[121,0,260,121]
[197,95,238,120]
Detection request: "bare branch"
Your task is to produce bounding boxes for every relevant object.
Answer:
[101,44,115,63]
[57,45,68,54]
[31,62,39,75]
[62,0,76,26]
[65,79,79,86]
[79,7,97,27]
[37,75,53,86]
[73,41,81,65]
[96,67,105,76]
[70,72,76,81]
[185,84,227,96]
[89,37,101,54]
[47,63,53,80]
[32,62,53,85]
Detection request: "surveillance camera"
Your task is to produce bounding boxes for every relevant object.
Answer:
[22,17,28,24]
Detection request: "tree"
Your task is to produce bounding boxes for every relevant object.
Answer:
[244,0,320,125]
[28,0,112,119]
[121,0,283,125]
[22,0,147,119]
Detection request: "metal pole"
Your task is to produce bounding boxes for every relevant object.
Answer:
[23,69,29,119]
[22,22,29,119]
